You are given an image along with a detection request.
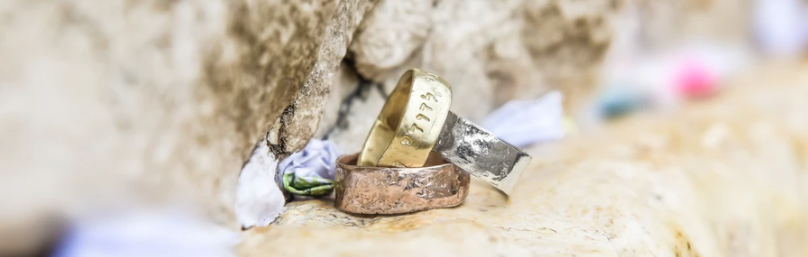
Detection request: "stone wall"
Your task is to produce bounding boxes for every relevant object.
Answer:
[0,0,756,254]
[0,0,376,252]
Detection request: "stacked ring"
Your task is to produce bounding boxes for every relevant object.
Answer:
[357,69,452,168]
[349,69,532,203]
[335,153,469,214]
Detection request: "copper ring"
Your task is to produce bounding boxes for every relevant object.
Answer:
[335,152,470,214]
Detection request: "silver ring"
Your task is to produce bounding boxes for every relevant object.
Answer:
[432,112,532,195]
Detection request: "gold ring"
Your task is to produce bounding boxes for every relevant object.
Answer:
[335,152,470,214]
[357,69,452,168]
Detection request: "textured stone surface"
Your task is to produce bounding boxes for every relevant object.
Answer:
[631,0,752,48]
[348,0,432,81]
[273,0,377,154]
[346,0,621,118]
[240,63,808,256]
[0,0,373,253]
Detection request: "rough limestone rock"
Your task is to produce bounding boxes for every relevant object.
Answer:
[345,0,619,122]
[0,0,374,253]
[631,0,753,49]
[240,63,808,257]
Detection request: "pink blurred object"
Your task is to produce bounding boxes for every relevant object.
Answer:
[673,59,718,99]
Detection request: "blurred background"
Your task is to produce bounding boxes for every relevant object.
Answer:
[1,0,807,256]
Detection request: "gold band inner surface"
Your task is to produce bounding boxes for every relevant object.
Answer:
[357,69,452,167]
